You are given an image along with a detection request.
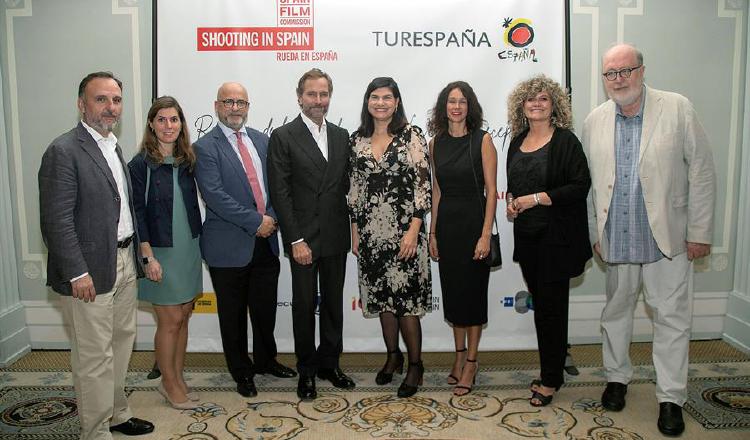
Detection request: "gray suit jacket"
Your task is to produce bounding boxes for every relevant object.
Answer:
[39,122,143,295]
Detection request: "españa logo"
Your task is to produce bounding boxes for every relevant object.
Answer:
[502,17,534,47]
[497,17,538,63]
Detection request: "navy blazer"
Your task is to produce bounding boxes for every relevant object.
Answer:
[128,152,202,247]
[194,124,279,267]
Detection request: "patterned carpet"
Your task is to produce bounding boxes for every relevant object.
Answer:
[0,341,748,439]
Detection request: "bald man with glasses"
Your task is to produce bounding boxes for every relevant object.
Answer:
[582,44,716,437]
[194,82,296,399]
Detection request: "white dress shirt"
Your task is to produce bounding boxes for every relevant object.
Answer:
[217,121,267,202]
[300,112,328,160]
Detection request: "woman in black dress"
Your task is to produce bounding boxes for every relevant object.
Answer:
[428,81,497,396]
[505,74,592,406]
[349,77,432,397]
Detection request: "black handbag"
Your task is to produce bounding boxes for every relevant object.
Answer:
[467,131,502,268]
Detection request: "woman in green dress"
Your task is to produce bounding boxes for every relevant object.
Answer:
[129,96,203,410]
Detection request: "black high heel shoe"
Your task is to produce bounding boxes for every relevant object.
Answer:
[447,348,467,385]
[453,358,477,396]
[397,361,424,398]
[375,350,404,385]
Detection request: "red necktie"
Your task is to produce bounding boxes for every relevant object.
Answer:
[235,132,266,215]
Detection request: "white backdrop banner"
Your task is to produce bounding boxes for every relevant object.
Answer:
[156,0,565,352]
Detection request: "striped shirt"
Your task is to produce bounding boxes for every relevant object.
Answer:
[605,91,663,263]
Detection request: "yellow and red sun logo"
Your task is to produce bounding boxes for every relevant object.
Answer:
[502,17,534,48]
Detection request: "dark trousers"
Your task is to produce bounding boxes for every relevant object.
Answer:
[208,238,280,383]
[289,252,346,376]
[517,243,570,389]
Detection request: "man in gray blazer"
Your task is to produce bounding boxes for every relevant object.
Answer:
[39,72,153,439]
[583,44,715,437]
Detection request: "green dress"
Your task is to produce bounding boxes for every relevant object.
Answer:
[138,156,202,305]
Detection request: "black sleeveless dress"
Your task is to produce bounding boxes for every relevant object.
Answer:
[433,130,490,326]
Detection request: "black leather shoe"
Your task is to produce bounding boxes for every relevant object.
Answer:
[317,367,356,389]
[255,360,297,378]
[658,402,685,436]
[237,377,258,398]
[297,375,317,401]
[109,418,154,436]
[601,382,627,411]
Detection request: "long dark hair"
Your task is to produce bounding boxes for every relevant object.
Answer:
[357,77,408,137]
[427,81,483,138]
[139,96,196,169]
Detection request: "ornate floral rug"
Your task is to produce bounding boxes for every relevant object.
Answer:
[1,361,748,439]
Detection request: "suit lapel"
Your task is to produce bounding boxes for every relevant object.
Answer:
[601,102,617,178]
[638,86,662,164]
[291,116,327,172]
[77,124,118,194]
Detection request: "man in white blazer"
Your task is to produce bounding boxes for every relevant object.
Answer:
[582,44,715,437]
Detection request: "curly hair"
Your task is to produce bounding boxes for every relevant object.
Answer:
[427,81,483,138]
[139,96,196,169]
[506,74,572,137]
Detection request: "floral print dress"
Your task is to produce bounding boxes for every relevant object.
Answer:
[348,124,432,318]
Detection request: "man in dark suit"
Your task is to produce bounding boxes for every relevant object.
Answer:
[39,71,153,439]
[268,68,355,400]
[194,82,296,398]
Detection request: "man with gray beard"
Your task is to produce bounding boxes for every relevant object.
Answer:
[582,44,715,436]
[39,71,153,439]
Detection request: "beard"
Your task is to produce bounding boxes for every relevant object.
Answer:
[86,113,119,135]
[219,113,247,131]
[606,80,643,108]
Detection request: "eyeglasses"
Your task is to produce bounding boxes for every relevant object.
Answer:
[219,99,249,109]
[602,65,642,81]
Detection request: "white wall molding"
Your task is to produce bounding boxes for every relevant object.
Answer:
[714,0,745,254]
[572,1,601,110]
[616,0,644,43]
[23,291,731,350]
[112,0,144,138]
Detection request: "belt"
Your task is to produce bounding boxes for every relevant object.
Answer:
[117,235,134,249]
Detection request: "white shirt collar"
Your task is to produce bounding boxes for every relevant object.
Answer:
[300,112,326,135]
[81,120,117,146]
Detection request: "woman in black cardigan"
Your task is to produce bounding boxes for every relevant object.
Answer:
[505,75,592,406]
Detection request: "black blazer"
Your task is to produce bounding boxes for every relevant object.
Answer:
[39,123,144,295]
[507,127,593,280]
[268,115,351,257]
[128,152,202,247]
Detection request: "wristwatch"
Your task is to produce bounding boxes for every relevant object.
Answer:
[142,256,152,265]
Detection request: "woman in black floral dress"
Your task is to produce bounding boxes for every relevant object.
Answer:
[349,77,432,398]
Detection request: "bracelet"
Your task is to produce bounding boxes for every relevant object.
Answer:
[533,193,540,205]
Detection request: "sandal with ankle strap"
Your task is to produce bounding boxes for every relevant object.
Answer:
[453,358,477,396]
[530,389,554,407]
[447,348,467,385]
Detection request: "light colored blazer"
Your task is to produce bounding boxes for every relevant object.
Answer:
[582,85,715,260]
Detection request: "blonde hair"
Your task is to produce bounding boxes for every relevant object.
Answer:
[507,74,572,137]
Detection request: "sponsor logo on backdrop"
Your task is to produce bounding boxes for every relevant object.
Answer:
[369,15,540,64]
[498,17,538,62]
[502,290,534,313]
[194,292,217,313]
[195,0,338,62]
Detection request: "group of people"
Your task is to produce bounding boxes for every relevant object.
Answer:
[38,43,714,439]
